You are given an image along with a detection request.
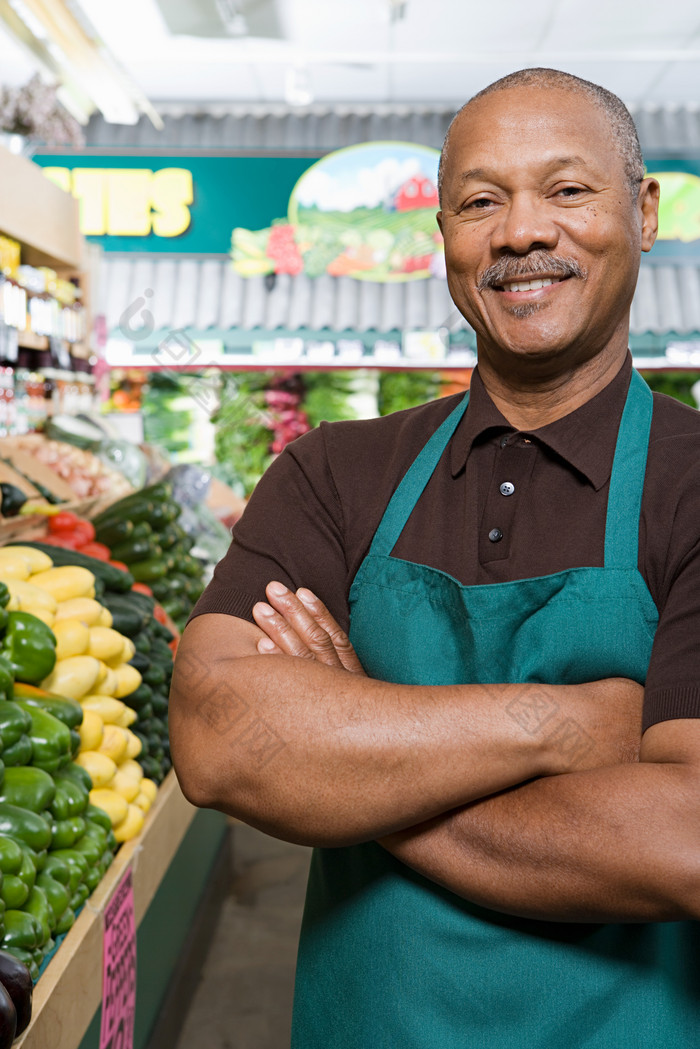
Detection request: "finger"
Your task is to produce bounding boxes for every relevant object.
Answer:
[264,583,347,668]
[296,588,366,675]
[252,601,314,660]
[257,636,282,655]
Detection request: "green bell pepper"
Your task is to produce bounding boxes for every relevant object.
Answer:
[16,848,36,893]
[49,779,89,822]
[50,816,86,850]
[1,875,29,910]
[85,804,111,833]
[2,613,56,685]
[20,886,51,947]
[0,582,9,610]
[70,882,90,911]
[2,910,41,951]
[54,762,93,794]
[45,850,88,894]
[0,703,32,751]
[0,767,55,815]
[40,854,70,887]
[54,906,75,936]
[0,803,52,853]
[70,832,102,867]
[0,657,13,705]
[0,836,22,876]
[1,735,32,768]
[12,684,83,730]
[35,872,70,931]
[14,703,71,774]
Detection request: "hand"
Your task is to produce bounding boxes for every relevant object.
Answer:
[252,582,366,676]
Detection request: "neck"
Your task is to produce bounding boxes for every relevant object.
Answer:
[477,344,629,431]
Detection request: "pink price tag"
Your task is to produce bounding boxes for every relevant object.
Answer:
[100,868,137,1049]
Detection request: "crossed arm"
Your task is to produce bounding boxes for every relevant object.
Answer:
[169,583,700,923]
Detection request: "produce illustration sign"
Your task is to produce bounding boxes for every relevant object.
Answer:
[231,142,444,282]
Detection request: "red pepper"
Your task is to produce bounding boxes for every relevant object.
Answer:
[40,534,79,549]
[108,560,130,573]
[72,523,96,545]
[47,511,81,533]
[131,582,153,597]
[77,542,110,561]
[153,604,168,625]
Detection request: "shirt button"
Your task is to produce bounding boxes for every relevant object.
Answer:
[499,481,515,497]
[499,436,509,448]
[488,528,503,543]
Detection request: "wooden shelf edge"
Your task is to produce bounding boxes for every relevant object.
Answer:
[15,771,197,1049]
[0,147,82,271]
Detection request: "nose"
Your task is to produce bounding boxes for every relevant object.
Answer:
[490,192,559,255]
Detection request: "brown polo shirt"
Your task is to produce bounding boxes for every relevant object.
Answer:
[193,354,700,732]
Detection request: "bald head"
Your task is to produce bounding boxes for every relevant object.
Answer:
[438,68,644,205]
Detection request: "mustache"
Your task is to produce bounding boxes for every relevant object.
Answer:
[477,252,586,291]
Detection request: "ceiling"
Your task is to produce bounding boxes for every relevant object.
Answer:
[1,0,700,117]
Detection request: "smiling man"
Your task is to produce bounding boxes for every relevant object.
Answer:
[171,69,700,1048]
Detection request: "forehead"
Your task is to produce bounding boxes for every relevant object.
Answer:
[445,85,622,185]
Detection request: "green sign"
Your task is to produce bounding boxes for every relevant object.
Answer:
[30,153,700,259]
[32,154,319,254]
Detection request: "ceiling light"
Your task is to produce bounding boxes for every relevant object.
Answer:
[0,0,162,126]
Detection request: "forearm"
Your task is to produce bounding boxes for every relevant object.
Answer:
[170,616,622,846]
[381,728,700,922]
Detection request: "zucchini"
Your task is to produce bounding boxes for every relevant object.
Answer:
[130,559,167,584]
[20,543,134,592]
[121,683,153,711]
[93,518,133,547]
[110,537,159,565]
[100,595,144,636]
[128,652,150,675]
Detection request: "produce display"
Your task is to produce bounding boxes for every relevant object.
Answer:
[90,481,206,634]
[0,527,183,995]
[0,435,134,503]
[0,458,209,1042]
[0,948,32,1045]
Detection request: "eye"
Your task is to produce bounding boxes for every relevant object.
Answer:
[555,185,587,199]
[462,195,497,211]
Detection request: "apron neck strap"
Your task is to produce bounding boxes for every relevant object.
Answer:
[366,368,653,567]
[604,367,653,568]
[367,392,470,557]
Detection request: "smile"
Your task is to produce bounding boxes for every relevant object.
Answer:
[497,277,566,292]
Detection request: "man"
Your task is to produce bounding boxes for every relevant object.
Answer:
[171,69,700,1048]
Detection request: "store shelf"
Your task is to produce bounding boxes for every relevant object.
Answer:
[15,771,198,1049]
[17,332,50,352]
[0,147,82,272]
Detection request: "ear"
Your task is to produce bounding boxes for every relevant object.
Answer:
[638,177,660,253]
[436,211,444,236]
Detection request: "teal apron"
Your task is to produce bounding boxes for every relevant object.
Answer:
[291,370,700,1048]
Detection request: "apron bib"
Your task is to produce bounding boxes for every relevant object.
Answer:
[291,370,700,1048]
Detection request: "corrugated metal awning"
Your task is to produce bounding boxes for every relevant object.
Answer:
[83,104,700,157]
[96,253,700,346]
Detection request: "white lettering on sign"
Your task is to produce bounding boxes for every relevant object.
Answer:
[42,167,193,238]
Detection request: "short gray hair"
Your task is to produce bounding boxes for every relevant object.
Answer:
[437,68,645,204]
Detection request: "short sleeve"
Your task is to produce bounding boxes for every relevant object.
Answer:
[190,426,352,630]
[642,436,700,731]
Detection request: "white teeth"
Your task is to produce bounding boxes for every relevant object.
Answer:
[503,278,559,292]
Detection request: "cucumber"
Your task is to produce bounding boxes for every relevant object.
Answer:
[100,594,146,636]
[130,559,167,584]
[128,652,150,675]
[20,543,134,592]
[93,518,134,547]
[110,538,159,565]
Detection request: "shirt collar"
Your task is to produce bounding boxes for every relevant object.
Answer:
[450,353,633,491]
